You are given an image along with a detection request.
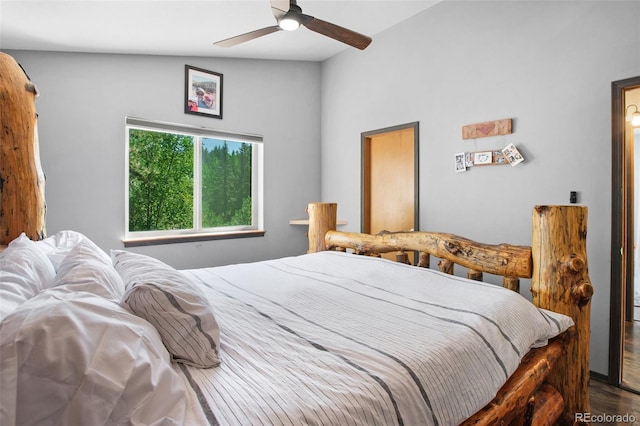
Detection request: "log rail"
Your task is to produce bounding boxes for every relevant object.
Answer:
[461,333,568,425]
[308,202,593,425]
[324,229,533,291]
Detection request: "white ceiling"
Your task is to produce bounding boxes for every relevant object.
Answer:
[0,1,441,62]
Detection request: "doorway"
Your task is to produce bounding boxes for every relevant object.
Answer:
[361,122,419,261]
[610,76,640,393]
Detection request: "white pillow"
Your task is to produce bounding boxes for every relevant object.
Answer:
[35,229,86,252]
[0,289,191,426]
[50,239,125,302]
[35,230,110,272]
[112,250,221,368]
[0,233,56,320]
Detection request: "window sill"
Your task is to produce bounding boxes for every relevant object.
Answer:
[123,230,265,247]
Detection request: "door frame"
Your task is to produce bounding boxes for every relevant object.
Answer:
[610,75,640,386]
[361,122,420,233]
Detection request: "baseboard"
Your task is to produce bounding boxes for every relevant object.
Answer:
[589,371,609,383]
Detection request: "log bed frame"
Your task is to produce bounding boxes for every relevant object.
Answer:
[1,52,593,425]
[306,202,593,425]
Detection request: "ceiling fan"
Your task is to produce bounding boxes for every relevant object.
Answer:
[214,0,372,50]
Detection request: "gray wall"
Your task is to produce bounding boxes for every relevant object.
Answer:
[319,0,640,376]
[6,51,322,269]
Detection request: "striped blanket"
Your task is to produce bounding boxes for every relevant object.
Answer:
[179,251,573,426]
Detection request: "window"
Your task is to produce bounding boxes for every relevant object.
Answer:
[124,117,263,246]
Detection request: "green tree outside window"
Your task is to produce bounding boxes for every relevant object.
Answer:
[128,129,252,233]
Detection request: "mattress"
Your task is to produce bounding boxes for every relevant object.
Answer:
[179,251,573,426]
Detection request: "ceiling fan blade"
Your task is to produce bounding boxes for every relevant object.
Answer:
[301,15,372,50]
[214,26,281,48]
[270,0,290,20]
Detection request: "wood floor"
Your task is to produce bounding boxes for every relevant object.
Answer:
[588,316,640,425]
[589,379,640,425]
[622,319,640,389]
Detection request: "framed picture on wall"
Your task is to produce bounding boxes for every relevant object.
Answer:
[184,65,223,119]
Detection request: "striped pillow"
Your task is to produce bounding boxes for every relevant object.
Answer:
[112,250,220,368]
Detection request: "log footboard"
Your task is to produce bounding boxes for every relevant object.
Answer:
[308,203,593,425]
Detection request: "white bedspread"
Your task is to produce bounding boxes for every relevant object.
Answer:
[179,251,573,426]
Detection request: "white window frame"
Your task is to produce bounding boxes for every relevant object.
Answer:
[124,117,264,246]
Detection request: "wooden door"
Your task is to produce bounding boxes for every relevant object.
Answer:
[362,123,419,261]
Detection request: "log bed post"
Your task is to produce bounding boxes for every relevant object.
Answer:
[531,205,593,425]
[306,202,337,253]
[0,53,46,246]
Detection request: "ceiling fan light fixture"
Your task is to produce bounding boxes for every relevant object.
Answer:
[279,12,300,31]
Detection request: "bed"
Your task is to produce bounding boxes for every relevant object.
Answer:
[1,52,593,425]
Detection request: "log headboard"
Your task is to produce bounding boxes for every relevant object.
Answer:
[0,52,47,248]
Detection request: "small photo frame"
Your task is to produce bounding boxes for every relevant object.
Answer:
[465,152,474,167]
[493,150,507,164]
[455,152,467,172]
[474,151,493,165]
[502,143,524,166]
[185,65,223,119]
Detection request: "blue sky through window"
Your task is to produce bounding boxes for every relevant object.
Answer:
[203,138,245,153]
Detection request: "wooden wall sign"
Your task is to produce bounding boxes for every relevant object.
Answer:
[462,118,512,140]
